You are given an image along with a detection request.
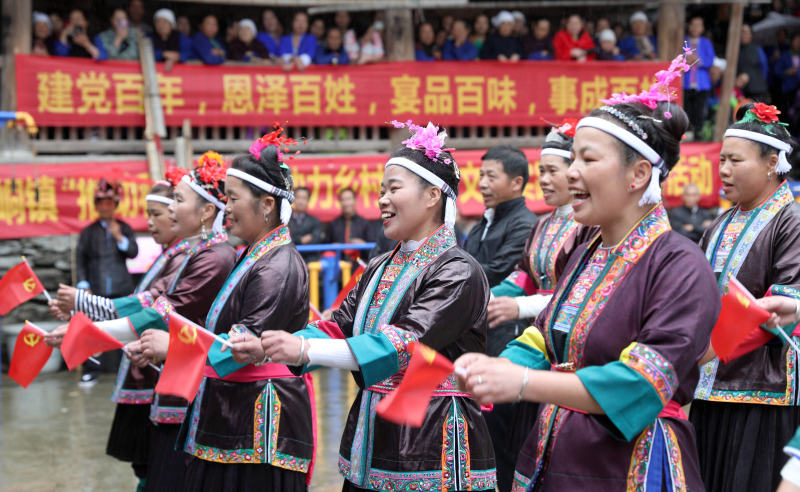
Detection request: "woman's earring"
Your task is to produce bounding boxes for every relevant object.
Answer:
[201,223,207,237]
[264,213,269,224]
[768,171,773,178]
[630,183,636,190]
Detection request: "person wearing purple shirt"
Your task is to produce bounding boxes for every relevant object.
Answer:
[280,11,317,70]
[442,19,478,61]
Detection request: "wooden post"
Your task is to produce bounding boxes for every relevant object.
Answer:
[139,36,166,179]
[0,0,32,155]
[384,8,414,151]
[657,0,685,61]
[713,2,744,141]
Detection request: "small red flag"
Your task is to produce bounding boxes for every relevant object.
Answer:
[0,261,45,315]
[155,311,215,401]
[711,278,772,363]
[9,322,53,387]
[61,312,124,370]
[376,342,454,427]
[331,264,365,310]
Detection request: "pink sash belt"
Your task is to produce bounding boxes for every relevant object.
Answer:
[203,363,298,383]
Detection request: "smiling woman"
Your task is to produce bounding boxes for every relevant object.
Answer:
[258,121,498,491]
[690,102,800,492]
[455,53,724,492]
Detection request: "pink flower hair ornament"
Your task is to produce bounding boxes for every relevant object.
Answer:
[601,44,697,118]
[389,120,456,165]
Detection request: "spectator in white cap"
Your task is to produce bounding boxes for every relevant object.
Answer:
[511,11,527,37]
[596,29,624,61]
[32,11,56,55]
[619,10,657,60]
[152,8,181,70]
[481,10,522,61]
[228,18,271,63]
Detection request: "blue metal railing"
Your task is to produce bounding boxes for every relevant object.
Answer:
[296,243,375,309]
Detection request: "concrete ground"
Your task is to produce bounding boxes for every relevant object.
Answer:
[1,367,357,492]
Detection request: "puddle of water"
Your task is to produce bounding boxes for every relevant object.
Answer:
[1,368,357,491]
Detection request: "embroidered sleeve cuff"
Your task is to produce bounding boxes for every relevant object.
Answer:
[207,332,247,378]
[491,278,527,299]
[112,292,152,318]
[128,308,168,336]
[577,342,677,441]
[347,325,418,387]
[500,327,551,369]
[516,294,552,320]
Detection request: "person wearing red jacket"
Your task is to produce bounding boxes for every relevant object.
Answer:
[553,14,595,62]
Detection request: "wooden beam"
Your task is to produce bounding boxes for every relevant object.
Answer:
[0,0,32,154]
[713,2,745,141]
[657,0,685,61]
[384,8,414,150]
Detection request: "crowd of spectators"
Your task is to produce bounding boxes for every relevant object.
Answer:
[27,1,800,139]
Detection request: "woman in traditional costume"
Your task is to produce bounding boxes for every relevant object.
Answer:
[485,120,595,492]
[46,152,237,491]
[456,53,722,491]
[690,102,800,492]
[258,121,497,491]
[177,129,315,492]
[49,180,185,491]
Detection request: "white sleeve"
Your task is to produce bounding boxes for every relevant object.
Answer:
[515,294,552,319]
[306,338,359,370]
[299,53,312,66]
[782,457,800,487]
[95,318,138,344]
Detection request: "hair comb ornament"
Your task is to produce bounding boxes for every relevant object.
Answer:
[598,107,648,140]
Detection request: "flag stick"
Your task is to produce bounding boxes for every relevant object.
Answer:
[121,347,162,372]
[309,302,323,319]
[88,356,101,365]
[21,256,53,302]
[197,324,233,348]
[357,258,367,268]
[773,327,800,354]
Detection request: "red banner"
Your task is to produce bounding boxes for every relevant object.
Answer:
[2,144,720,240]
[17,54,671,127]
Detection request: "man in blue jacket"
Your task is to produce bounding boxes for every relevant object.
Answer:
[683,16,715,140]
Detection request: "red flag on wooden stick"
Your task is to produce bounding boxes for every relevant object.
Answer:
[711,278,772,363]
[0,260,45,315]
[61,312,124,370]
[331,264,365,310]
[155,312,216,401]
[376,342,454,427]
[9,322,53,387]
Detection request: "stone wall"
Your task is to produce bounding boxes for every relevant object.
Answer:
[0,235,73,324]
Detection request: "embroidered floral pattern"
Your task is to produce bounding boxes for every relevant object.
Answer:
[531,212,580,291]
[620,342,678,406]
[626,420,686,492]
